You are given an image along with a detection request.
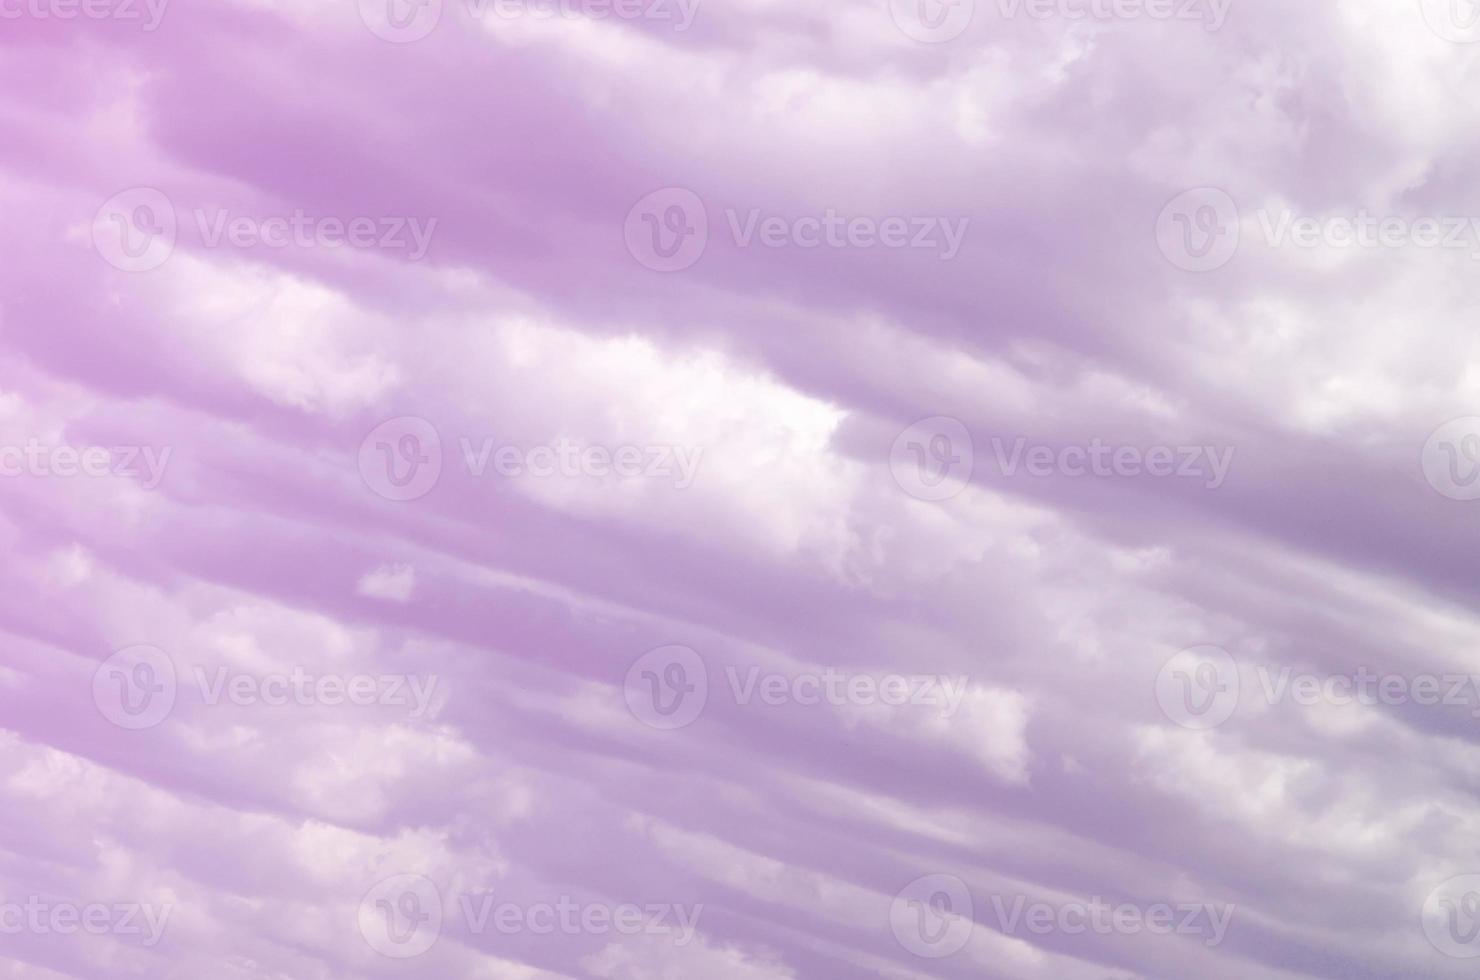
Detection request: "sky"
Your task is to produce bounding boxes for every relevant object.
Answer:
[3,0,1480,977]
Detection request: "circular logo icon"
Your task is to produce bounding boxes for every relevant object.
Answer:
[890,874,974,958]
[1156,187,1240,272]
[889,0,975,42]
[890,417,974,501]
[1423,875,1480,958]
[359,417,442,502]
[359,874,443,958]
[93,645,177,731]
[1420,0,1480,42]
[359,0,443,42]
[1422,418,1480,501]
[92,188,177,273]
[624,188,708,272]
[1155,645,1240,730]
[624,645,708,730]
